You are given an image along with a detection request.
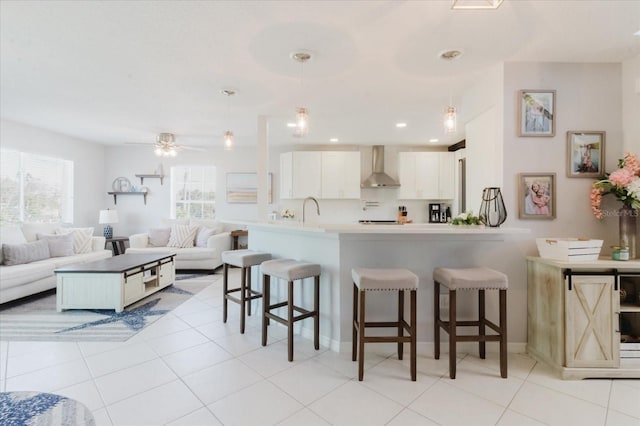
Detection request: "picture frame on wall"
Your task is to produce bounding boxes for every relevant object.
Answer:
[226,172,273,204]
[518,173,556,220]
[517,90,556,137]
[566,131,605,178]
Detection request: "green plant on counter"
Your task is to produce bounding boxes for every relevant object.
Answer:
[450,211,482,225]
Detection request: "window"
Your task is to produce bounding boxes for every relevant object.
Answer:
[170,166,216,219]
[0,150,74,225]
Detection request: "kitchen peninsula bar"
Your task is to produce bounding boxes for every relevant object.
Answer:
[229,221,529,352]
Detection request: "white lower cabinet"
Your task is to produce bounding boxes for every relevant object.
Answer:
[397,151,454,200]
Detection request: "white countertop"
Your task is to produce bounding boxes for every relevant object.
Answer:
[222,219,530,235]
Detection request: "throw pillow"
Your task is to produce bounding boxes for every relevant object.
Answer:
[190,219,224,234]
[167,224,198,248]
[21,222,60,242]
[2,240,50,266]
[36,232,74,257]
[195,226,217,247]
[148,227,171,247]
[0,225,28,264]
[56,227,94,254]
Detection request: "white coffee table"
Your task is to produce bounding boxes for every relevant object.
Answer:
[55,253,175,312]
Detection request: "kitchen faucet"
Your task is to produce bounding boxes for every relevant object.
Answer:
[302,196,320,225]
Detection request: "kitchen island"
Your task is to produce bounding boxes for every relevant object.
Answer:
[226,221,530,352]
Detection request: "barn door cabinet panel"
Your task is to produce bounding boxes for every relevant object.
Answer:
[527,257,640,379]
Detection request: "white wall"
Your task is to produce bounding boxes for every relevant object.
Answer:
[622,55,640,152]
[0,119,106,230]
[462,64,505,213]
[503,62,622,256]
[103,145,270,236]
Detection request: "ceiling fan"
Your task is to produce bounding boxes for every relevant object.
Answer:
[125,132,205,157]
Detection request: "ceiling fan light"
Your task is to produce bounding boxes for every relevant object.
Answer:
[154,147,163,156]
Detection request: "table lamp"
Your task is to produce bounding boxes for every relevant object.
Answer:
[99,209,119,239]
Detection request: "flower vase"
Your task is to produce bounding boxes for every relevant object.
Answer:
[619,205,638,259]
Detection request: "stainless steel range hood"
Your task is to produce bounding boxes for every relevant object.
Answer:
[361,145,400,188]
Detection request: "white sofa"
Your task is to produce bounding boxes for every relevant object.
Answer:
[0,223,112,304]
[126,219,231,271]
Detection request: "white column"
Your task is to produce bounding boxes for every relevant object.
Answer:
[256,115,269,220]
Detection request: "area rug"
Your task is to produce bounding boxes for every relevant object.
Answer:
[0,391,95,426]
[0,274,217,342]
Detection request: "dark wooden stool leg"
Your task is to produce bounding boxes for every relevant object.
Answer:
[352,283,358,362]
[410,289,417,381]
[449,289,457,379]
[314,275,320,350]
[434,281,440,360]
[398,290,404,360]
[288,280,294,362]
[479,289,486,359]
[240,266,246,333]
[358,290,366,381]
[500,289,508,378]
[223,263,229,323]
[247,266,252,316]
[262,274,270,346]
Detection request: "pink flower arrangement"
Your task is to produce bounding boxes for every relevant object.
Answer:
[591,152,640,219]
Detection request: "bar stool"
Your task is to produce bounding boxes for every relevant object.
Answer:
[261,259,321,362]
[222,249,272,333]
[433,267,508,379]
[352,268,418,381]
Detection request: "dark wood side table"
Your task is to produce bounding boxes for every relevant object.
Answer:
[105,236,129,256]
[230,230,248,250]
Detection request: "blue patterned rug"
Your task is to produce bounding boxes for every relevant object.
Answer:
[0,274,216,342]
[0,391,94,425]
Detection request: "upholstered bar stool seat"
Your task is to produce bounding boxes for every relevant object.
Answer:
[261,259,321,361]
[222,249,272,333]
[352,268,418,381]
[433,267,508,379]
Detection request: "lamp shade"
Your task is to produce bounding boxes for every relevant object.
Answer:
[99,209,119,224]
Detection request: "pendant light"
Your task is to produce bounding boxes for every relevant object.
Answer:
[221,89,236,150]
[444,104,457,134]
[440,50,462,135]
[291,51,311,137]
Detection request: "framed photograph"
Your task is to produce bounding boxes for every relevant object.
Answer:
[517,90,556,137]
[566,131,605,178]
[226,173,272,204]
[518,173,556,220]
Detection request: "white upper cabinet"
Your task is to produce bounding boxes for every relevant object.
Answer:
[280,151,322,199]
[321,151,361,199]
[397,152,455,200]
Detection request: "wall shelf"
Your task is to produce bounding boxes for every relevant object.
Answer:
[135,174,164,185]
[108,191,147,205]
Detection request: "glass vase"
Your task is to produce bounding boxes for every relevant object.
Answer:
[619,205,638,259]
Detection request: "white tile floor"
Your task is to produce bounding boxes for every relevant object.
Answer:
[1,271,639,426]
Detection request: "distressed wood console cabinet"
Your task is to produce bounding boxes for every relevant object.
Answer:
[527,257,640,379]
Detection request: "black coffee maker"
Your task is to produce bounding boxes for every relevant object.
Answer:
[428,203,441,223]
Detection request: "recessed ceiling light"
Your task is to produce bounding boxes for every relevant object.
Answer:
[429,138,439,143]
[635,30,640,37]
[329,138,339,143]
[286,123,297,128]
[396,123,407,128]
